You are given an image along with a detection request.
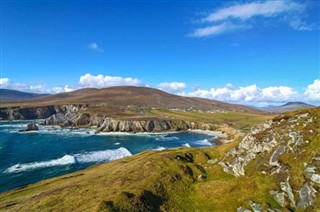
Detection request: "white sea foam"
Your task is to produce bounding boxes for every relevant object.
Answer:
[4,147,132,173]
[153,147,166,151]
[183,143,191,147]
[193,139,213,146]
[114,142,120,145]
[155,135,179,141]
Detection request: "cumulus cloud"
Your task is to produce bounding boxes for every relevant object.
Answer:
[191,0,314,37]
[0,73,143,94]
[304,79,320,102]
[78,73,142,88]
[87,42,103,51]
[187,84,299,104]
[0,78,47,93]
[158,82,187,93]
[50,85,76,94]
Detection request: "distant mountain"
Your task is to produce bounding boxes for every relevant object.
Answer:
[0,89,50,102]
[260,102,315,113]
[1,86,263,114]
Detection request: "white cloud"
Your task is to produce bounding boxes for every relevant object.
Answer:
[50,85,75,94]
[187,84,298,104]
[191,0,313,37]
[304,79,320,102]
[158,82,187,93]
[0,78,47,93]
[78,73,142,88]
[87,42,103,51]
[190,22,248,37]
[204,1,304,22]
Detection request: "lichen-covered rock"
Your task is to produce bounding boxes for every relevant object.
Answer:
[249,200,262,212]
[280,178,296,207]
[237,207,251,212]
[269,190,287,207]
[297,182,317,209]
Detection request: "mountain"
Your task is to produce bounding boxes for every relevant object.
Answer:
[260,102,315,113]
[1,86,263,114]
[0,107,319,211]
[0,89,50,102]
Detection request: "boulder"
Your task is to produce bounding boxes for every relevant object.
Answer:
[19,123,39,132]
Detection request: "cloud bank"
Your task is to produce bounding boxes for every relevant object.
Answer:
[158,82,187,93]
[190,0,315,37]
[1,75,319,105]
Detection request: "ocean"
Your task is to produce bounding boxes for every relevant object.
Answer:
[0,120,216,193]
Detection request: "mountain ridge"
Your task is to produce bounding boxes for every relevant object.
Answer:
[0,89,50,102]
[1,86,264,114]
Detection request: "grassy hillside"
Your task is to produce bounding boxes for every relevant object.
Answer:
[0,86,264,114]
[0,107,319,211]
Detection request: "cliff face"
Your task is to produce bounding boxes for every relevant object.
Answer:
[0,105,57,120]
[0,105,216,133]
[44,109,215,132]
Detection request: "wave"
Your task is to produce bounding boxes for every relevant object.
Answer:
[193,139,213,146]
[183,143,191,147]
[4,147,132,173]
[153,147,166,151]
[155,135,179,141]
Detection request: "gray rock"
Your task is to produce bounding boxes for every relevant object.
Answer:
[310,174,320,184]
[27,123,39,131]
[249,200,262,212]
[269,146,286,167]
[269,190,287,207]
[280,179,296,207]
[19,123,39,132]
[237,207,252,212]
[297,182,317,209]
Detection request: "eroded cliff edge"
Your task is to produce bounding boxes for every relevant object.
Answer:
[0,105,220,133]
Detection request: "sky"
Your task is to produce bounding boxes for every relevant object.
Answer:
[0,0,319,106]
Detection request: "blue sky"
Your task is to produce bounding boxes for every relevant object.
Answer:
[1,0,319,105]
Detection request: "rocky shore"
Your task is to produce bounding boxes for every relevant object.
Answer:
[0,104,226,135]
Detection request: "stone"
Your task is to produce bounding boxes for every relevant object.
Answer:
[297,183,317,209]
[249,200,262,212]
[269,146,286,167]
[19,123,39,132]
[280,179,296,207]
[269,190,287,207]
[237,207,252,212]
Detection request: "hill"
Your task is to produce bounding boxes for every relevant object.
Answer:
[0,86,263,114]
[260,102,315,113]
[0,89,50,102]
[0,107,318,211]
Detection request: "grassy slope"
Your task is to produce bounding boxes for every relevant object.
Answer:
[0,108,319,211]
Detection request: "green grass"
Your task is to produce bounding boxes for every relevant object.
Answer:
[1,108,318,211]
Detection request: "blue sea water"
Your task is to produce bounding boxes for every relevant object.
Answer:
[0,120,216,193]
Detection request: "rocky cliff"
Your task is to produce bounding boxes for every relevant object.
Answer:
[0,104,216,133]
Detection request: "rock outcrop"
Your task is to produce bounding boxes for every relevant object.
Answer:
[19,123,39,132]
[219,111,320,210]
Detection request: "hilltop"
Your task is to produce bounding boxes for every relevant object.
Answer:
[1,86,262,113]
[259,102,315,113]
[0,107,319,211]
[0,89,50,102]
